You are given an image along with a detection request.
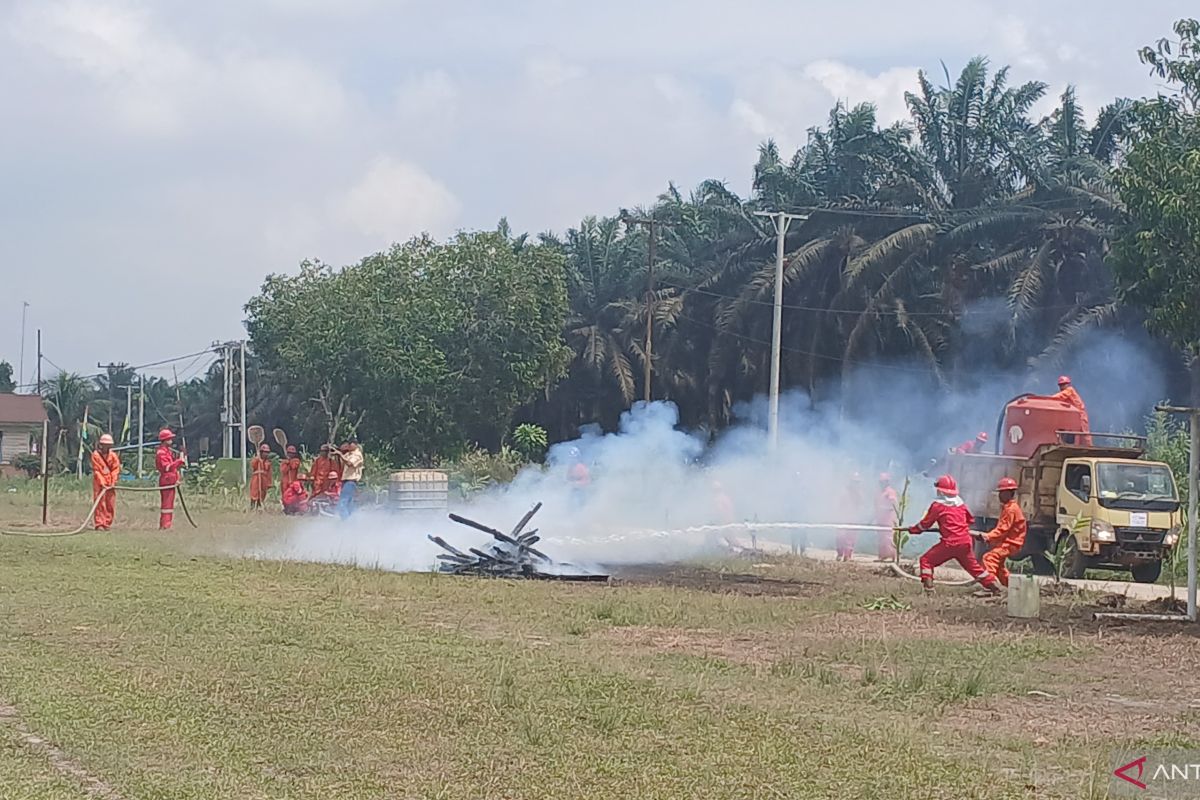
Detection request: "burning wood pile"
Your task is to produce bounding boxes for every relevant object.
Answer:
[428,502,608,581]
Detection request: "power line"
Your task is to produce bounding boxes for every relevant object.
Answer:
[675,311,942,376]
[663,281,1085,318]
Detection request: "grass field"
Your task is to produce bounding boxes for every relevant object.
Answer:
[0,479,1197,799]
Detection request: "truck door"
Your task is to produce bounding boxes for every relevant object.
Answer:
[1059,460,1095,550]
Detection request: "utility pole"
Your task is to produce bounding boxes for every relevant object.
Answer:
[239,339,247,486]
[1157,402,1199,622]
[753,210,809,452]
[19,301,29,390]
[620,214,674,404]
[38,329,47,524]
[137,373,145,479]
[222,343,233,459]
[121,385,133,445]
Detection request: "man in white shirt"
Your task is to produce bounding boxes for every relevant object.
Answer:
[336,439,365,519]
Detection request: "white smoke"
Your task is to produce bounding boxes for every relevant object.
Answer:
[243,332,1176,572]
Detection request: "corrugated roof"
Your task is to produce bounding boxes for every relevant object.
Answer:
[0,394,49,424]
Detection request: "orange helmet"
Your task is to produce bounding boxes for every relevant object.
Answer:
[98,433,114,446]
[879,472,892,484]
[259,443,271,452]
[934,475,958,495]
[997,477,1018,492]
[1058,375,1071,386]
[158,428,175,441]
[286,445,297,455]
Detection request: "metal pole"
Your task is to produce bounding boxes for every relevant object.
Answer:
[1189,407,1198,622]
[644,223,655,404]
[19,301,28,389]
[239,340,247,487]
[125,386,132,445]
[137,374,144,479]
[224,345,233,459]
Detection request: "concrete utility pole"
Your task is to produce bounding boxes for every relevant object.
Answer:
[620,214,675,404]
[753,210,809,452]
[38,329,47,524]
[1157,402,1199,622]
[19,301,29,389]
[239,339,247,487]
[137,374,145,479]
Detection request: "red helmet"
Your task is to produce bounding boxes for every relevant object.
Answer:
[158,428,175,441]
[879,472,892,484]
[997,477,1018,492]
[286,445,297,455]
[327,471,339,479]
[259,443,271,452]
[1058,375,1071,386]
[934,475,958,495]
[976,431,988,442]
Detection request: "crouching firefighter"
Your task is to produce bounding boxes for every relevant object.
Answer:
[908,475,1000,595]
[973,477,1027,587]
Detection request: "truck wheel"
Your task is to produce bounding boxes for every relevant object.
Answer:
[1057,535,1087,580]
[1130,562,1162,584]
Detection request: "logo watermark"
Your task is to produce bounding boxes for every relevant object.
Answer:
[1112,751,1200,797]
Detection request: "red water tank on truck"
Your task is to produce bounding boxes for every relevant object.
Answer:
[1000,395,1087,457]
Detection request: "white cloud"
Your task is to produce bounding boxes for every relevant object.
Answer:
[524,54,584,89]
[802,60,920,125]
[334,157,461,240]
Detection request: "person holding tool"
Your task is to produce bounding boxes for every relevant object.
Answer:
[279,445,302,505]
[249,443,274,510]
[90,433,121,530]
[155,428,186,530]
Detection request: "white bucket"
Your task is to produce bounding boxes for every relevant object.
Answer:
[1007,574,1040,618]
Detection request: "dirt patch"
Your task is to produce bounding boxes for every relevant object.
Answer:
[609,564,817,597]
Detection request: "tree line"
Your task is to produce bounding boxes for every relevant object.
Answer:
[13,21,1200,469]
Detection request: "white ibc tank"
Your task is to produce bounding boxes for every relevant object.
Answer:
[388,470,449,512]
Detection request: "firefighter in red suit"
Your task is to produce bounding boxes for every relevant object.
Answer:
[908,475,1000,594]
[1052,375,1092,446]
[155,428,186,530]
[953,432,989,454]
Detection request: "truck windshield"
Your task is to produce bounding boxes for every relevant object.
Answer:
[1096,463,1179,511]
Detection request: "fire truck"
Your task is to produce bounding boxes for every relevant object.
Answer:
[946,395,1182,583]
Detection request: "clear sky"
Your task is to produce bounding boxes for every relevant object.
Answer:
[1,0,1193,383]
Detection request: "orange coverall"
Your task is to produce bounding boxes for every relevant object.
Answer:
[309,454,340,498]
[280,457,301,497]
[90,450,121,530]
[981,499,1028,587]
[1053,387,1091,446]
[155,446,185,529]
[250,456,274,507]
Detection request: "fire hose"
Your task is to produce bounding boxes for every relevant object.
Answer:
[595,522,977,587]
[0,483,198,538]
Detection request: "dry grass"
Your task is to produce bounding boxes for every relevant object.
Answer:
[0,478,1197,799]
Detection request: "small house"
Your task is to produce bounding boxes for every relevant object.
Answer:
[0,393,47,475]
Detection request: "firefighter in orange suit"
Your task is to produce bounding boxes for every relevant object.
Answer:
[279,445,302,502]
[309,444,339,498]
[91,433,121,530]
[250,443,274,509]
[155,428,186,530]
[1052,376,1091,446]
[974,477,1027,587]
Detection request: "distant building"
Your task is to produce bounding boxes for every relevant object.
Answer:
[0,393,47,473]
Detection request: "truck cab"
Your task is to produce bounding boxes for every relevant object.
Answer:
[1055,456,1181,581]
[947,395,1182,583]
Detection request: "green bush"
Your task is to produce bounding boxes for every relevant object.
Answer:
[12,453,41,479]
[511,424,548,462]
[444,446,531,498]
